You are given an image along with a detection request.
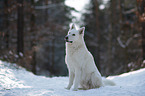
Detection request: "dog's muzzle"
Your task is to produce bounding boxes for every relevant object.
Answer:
[64,36,73,43]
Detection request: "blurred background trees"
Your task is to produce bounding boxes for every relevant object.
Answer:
[83,0,145,76]
[0,0,145,76]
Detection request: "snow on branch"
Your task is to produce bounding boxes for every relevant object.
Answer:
[123,8,137,14]
[117,37,126,48]
[117,34,141,48]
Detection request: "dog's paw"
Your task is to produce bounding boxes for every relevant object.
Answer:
[72,88,78,91]
[65,87,70,90]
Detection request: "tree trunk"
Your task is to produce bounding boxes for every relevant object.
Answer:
[107,0,115,74]
[17,0,24,54]
[107,0,118,75]
[142,23,145,60]
[51,32,55,75]
[4,0,9,48]
[94,0,101,71]
[31,0,36,74]
[141,1,145,60]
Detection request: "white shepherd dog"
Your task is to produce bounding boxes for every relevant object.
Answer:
[65,24,115,91]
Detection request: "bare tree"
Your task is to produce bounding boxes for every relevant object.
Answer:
[137,0,145,60]
[4,0,9,48]
[107,0,117,74]
[140,1,145,60]
[93,0,101,71]
[30,0,36,74]
[17,0,24,54]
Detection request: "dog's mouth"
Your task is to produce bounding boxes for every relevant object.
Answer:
[67,41,73,43]
[64,38,73,43]
[66,40,73,43]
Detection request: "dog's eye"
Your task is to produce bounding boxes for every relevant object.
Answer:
[72,34,75,36]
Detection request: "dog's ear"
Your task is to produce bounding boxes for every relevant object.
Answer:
[79,27,85,34]
[69,23,76,30]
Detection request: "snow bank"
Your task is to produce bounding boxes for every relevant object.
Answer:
[0,60,145,96]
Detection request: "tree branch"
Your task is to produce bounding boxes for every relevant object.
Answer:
[117,34,141,48]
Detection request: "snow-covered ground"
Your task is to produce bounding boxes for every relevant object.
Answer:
[0,60,145,96]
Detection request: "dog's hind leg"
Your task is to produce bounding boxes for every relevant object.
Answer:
[66,71,74,90]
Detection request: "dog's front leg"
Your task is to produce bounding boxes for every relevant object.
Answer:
[73,69,81,91]
[66,70,74,90]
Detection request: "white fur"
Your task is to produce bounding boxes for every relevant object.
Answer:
[65,24,115,91]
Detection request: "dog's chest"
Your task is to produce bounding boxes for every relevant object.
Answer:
[65,43,88,68]
[67,50,82,63]
[66,49,87,67]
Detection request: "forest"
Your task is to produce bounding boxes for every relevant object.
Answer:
[0,0,145,77]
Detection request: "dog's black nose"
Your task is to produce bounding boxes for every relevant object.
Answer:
[64,36,68,42]
[65,36,68,40]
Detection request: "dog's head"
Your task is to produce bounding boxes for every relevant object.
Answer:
[65,24,85,44]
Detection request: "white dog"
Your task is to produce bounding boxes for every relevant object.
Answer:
[65,24,115,91]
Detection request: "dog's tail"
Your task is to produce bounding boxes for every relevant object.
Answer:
[102,78,116,86]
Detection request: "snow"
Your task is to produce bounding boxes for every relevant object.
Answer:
[0,60,145,96]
